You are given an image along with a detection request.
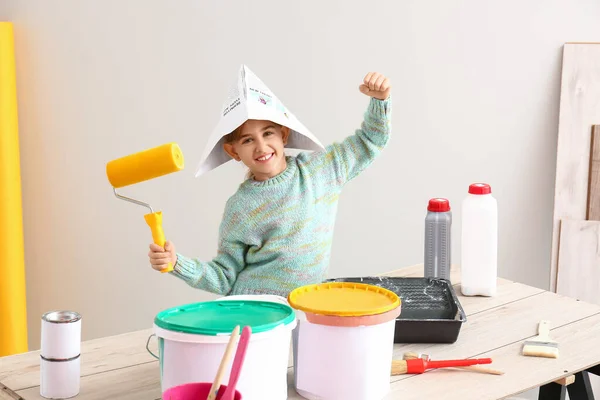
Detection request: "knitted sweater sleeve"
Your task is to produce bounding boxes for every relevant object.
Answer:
[169,200,247,295]
[301,96,392,187]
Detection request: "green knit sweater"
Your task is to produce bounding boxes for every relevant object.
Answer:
[171,96,392,297]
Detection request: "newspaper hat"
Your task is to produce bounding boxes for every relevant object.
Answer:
[194,64,324,177]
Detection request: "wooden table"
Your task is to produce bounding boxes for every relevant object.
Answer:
[2,264,600,400]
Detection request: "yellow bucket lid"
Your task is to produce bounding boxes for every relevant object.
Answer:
[287,282,400,317]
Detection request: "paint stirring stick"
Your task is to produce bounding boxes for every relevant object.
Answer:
[207,325,240,400]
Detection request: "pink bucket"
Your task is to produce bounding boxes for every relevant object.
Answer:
[162,383,242,400]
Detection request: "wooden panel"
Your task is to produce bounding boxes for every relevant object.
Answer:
[0,328,156,391]
[452,281,544,316]
[0,383,23,400]
[550,43,600,292]
[18,303,600,400]
[16,362,161,400]
[389,290,600,383]
[378,264,545,316]
[554,375,575,386]
[4,264,600,400]
[588,125,600,220]
[556,219,600,305]
[384,312,600,400]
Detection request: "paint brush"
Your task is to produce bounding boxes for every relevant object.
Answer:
[401,352,504,375]
[522,320,559,358]
[391,357,492,375]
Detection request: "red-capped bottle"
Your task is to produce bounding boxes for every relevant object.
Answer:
[460,183,498,297]
[424,198,452,281]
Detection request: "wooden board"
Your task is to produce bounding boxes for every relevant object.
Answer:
[381,312,600,400]
[3,265,600,400]
[16,362,161,400]
[452,281,544,316]
[389,290,600,382]
[588,125,600,220]
[556,219,600,305]
[0,383,22,400]
[0,328,156,391]
[554,375,575,386]
[551,43,600,292]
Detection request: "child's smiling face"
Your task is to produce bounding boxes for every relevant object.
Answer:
[223,119,290,181]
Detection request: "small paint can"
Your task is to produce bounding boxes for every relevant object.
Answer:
[40,311,82,399]
[40,354,81,399]
[41,311,82,359]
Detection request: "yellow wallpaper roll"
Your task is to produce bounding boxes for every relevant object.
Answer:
[106,143,184,188]
[0,22,29,356]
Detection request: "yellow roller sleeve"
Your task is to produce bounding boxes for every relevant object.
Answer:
[144,211,173,273]
[0,22,29,356]
[106,143,184,188]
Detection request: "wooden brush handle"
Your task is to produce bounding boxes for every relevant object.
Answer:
[538,320,551,339]
[456,365,504,375]
[207,326,240,400]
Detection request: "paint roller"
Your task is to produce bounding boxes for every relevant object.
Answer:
[106,142,184,273]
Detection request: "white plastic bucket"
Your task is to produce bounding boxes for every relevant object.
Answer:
[217,294,290,306]
[288,282,401,400]
[148,299,297,400]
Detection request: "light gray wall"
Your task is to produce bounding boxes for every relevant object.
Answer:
[1,2,599,396]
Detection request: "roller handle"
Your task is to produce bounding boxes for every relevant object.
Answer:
[144,211,173,273]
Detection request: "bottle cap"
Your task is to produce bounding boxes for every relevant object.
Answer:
[427,198,450,212]
[468,183,492,195]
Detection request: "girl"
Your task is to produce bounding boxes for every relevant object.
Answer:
[148,71,392,297]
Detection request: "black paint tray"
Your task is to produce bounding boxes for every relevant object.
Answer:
[323,276,467,343]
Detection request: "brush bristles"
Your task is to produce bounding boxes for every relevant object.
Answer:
[391,360,408,375]
[522,344,559,358]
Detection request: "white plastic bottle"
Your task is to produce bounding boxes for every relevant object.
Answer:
[460,183,497,296]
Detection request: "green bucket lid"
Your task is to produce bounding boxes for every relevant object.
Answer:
[154,300,296,336]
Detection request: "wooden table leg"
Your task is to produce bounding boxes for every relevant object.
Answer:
[566,371,595,400]
[538,381,567,400]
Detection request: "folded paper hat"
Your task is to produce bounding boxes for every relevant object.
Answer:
[194,64,325,177]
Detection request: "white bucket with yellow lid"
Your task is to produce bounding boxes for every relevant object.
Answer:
[287,282,401,400]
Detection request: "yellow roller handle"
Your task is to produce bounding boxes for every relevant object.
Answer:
[144,211,173,273]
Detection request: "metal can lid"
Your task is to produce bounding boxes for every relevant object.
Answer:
[42,311,82,324]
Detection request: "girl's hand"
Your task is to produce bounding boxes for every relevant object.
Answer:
[359,72,391,100]
[148,240,177,271]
